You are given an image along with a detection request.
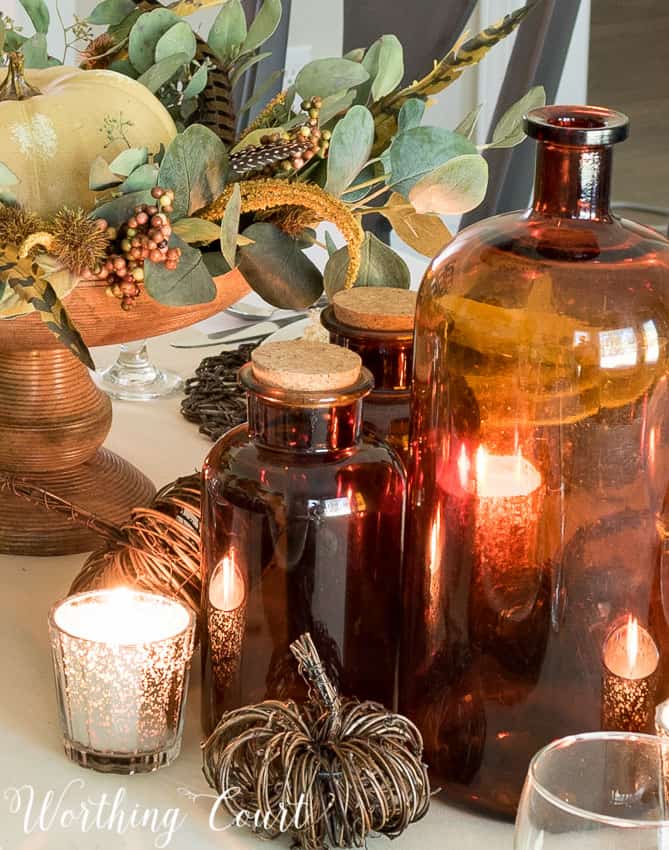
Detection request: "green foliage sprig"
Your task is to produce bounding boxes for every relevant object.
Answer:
[0,0,544,338]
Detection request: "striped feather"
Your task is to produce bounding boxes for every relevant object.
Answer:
[372,0,540,151]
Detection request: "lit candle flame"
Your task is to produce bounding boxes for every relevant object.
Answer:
[626,614,639,672]
[209,553,246,612]
[429,510,441,576]
[474,446,542,499]
[457,443,471,490]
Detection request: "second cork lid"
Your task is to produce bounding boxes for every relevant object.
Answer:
[333,286,417,331]
[251,340,362,392]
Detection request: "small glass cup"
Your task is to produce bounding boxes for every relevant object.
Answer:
[515,731,669,849]
[49,588,196,774]
[97,340,183,401]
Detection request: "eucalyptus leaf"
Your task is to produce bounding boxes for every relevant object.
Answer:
[340,163,383,203]
[19,0,49,34]
[295,228,317,249]
[389,126,477,198]
[119,163,159,193]
[0,163,19,187]
[158,124,229,219]
[21,33,49,68]
[324,230,338,257]
[323,246,349,299]
[231,50,272,87]
[398,98,425,132]
[295,58,369,101]
[231,127,282,153]
[138,53,189,93]
[489,86,546,149]
[208,0,247,65]
[239,68,283,114]
[242,0,281,54]
[154,143,166,166]
[237,223,323,309]
[455,103,483,140]
[0,18,5,54]
[181,98,199,123]
[318,89,357,125]
[88,0,135,26]
[172,217,221,244]
[170,0,228,14]
[324,232,411,298]
[128,8,180,74]
[108,58,138,78]
[90,190,154,227]
[109,147,148,177]
[219,183,241,268]
[145,236,216,306]
[202,249,230,277]
[108,8,141,41]
[4,30,27,52]
[155,21,196,64]
[382,192,452,257]
[325,105,374,197]
[408,153,488,215]
[183,62,209,99]
[343,47,365,62]
[89,156,123,191]
[362,34,404,102]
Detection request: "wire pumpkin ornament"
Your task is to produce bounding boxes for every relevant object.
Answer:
[202,633,431,850]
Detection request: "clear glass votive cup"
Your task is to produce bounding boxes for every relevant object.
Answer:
[515,731,669,849]
[48,588,196,774]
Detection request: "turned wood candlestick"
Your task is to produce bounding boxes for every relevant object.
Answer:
[0,271,249,556]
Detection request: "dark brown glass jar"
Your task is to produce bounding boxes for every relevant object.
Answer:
[401,106,669,818]
[321,287,416,465]
[201,340,406,735]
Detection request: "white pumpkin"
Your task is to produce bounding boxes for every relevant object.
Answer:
[0,55,177,216]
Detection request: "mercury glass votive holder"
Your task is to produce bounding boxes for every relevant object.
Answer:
[48,588,196,774]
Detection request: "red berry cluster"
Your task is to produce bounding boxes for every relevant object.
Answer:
[83,187,181,311]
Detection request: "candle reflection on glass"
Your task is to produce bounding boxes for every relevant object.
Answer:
[471,447,545,616]
[207,552,247,691]
[49,588,196,773]
[602,615,659,732]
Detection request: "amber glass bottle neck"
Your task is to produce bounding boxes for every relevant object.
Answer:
[247,394,363,453]
[321,306,414,395]
[239,364,371,454]
[532,142,613,221]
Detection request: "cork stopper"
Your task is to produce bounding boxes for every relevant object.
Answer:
[333,287,417,331]
[251,341,362,392]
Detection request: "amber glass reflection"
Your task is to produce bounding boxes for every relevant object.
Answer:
[321,305,413,464]
[201,365,405,735]
[401,106,669,819]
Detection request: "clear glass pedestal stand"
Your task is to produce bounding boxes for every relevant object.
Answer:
[98,340,183,401]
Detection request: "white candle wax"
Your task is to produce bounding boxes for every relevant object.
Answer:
[50,589,195,759]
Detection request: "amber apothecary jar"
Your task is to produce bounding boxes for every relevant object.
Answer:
[201,340,405,734]
[400,106,669,818]
[321,287,416,465]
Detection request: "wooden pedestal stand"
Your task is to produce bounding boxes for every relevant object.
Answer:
[0,271,249,555]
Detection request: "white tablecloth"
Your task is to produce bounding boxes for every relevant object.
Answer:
[0,319,515,850]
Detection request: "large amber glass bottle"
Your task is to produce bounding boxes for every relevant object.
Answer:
[401,106,669,818]
[201,341,405,735]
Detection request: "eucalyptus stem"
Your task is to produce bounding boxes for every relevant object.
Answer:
[341,175,387,196]
[350,184,391,210]
[358,202,411,216]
